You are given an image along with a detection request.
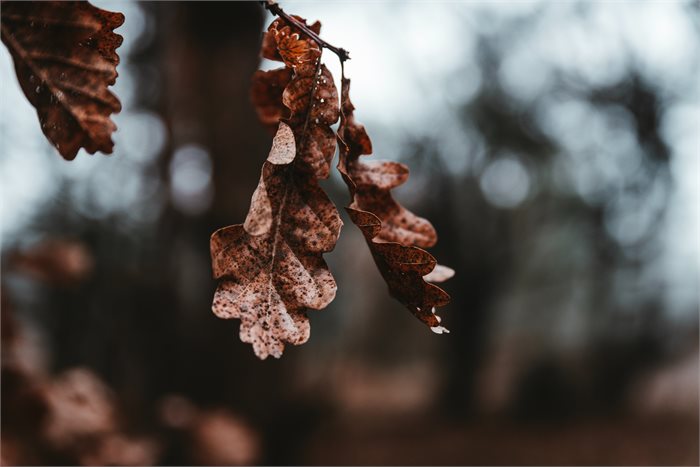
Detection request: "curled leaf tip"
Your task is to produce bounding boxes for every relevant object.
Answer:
[424,264,455,283]
[267,122,296,165]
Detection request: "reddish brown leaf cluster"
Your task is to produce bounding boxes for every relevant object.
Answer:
[1,1,123,160]
[212,12,452,358]
[211,18,342,359]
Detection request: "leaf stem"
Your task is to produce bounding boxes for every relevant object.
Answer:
[262,0,350,63]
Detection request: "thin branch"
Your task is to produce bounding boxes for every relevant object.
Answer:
[262,0,350,63]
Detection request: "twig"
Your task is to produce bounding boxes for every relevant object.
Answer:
[262,0,351,63]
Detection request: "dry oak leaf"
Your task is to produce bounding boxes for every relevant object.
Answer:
[211,122,342,359]
[337,77,451,333]
[1,1,123,160]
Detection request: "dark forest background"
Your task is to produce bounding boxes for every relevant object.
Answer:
[1,1,698,465]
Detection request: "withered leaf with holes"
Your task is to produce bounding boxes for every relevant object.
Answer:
[1,1,123,160]
[337,77,452,333]
[211,123,342,359]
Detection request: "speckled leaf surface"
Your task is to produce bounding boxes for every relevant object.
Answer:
[211,124,341,359]
[1,1,123,160]
[213,17,342,359]
[337,77,452,333]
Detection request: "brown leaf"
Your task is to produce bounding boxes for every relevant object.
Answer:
[250,68,292,132]
[337,77,452,333]
[1,1,124,160]
[211,124,342,359]
[260,16,321,65]
[275,28,320,74]
[283,64,339,179]
[354,174,438,248]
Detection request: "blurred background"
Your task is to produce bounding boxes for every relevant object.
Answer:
[1,1,698,465]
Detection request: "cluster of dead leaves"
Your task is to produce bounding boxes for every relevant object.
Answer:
[211,14,453,359]
[1,1,452,359]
